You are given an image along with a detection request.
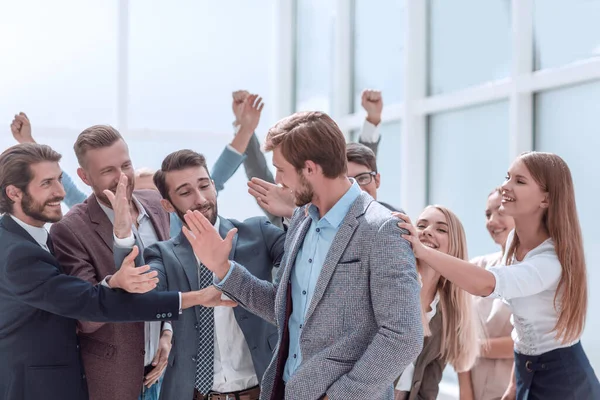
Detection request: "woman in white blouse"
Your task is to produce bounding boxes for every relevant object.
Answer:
[396,152,600,399]
[394,205,480,400]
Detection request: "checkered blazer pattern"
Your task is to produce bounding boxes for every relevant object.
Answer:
[220,191,424,400]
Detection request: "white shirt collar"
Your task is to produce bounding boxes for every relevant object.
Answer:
[9,214,49,249]
[97,195,148,225]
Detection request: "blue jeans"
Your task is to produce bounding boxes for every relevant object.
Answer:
[139,375,163,400]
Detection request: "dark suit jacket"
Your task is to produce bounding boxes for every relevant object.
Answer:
[0,215,179,400]
[49,190,171,400]
[399,310,446,400]
[139,216,285,400]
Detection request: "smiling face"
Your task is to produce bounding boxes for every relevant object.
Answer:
[416,207,450,255]
[272,147,315,207]
[500,158,549,219]
[485,190,515,247]
[19,162,66,225]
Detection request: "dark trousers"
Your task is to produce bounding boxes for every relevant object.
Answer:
[515,342,600,399]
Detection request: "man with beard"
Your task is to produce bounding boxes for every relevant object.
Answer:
[48,125,173,400]
[0,143,235,400]
[112,149,285,400]
[183,111,423,400]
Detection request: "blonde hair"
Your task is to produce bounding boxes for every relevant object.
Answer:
[421,205,481,372]
[505,152,587,343]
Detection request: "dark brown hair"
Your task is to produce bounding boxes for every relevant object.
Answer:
[264,111,347,178]
[345,142,377,172]
[153,150,209,201]
[0,143,62,213]
[74,125,123,167]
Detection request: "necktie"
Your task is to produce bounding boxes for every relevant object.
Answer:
[194,263,214,393]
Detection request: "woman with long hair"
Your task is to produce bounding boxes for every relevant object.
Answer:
[396,152,600,399]
[459,187,515,400]
[394,205,480,400]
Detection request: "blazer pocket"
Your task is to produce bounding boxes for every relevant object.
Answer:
[25,365,78,399]
[79,335,116,360]
[337,259,361,265]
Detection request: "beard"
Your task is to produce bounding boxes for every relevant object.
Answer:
[294,173,315,207]
[175,201,218,227]
[21,190,63,224]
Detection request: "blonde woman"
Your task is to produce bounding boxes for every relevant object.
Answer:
[460,188,515,400]
[393,205,480,400]
[398,152,600,399]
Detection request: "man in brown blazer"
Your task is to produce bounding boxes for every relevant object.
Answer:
[50,126,172,400]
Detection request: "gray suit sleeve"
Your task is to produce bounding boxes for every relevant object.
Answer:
[326,218,424,399]
[211,145,246,193]
[241,133,283,228]
[113,237,143,271]
[144,244,169,293]
[358,137,381,158]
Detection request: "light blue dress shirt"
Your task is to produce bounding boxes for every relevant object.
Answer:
[61,171,87,208]
[282,181,361,381]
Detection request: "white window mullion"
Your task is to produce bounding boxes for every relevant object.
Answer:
[274,0,295,120]
[117,0,129,133]
[333,0,354,138]
[401,0,428,217]
[509,0,534,160]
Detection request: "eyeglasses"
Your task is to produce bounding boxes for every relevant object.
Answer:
[352,171,377,186]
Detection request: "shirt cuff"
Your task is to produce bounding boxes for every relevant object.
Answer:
[226,143,242,156]
[162,322,173,332]
[114,233,135,248]
[233,124,241,135]
[100,277,111,288]
[178,292,183,314]
[360,119,380,143]
[213,262,235,288]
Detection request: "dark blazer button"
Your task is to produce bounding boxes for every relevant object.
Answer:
[195,324,199,330]
[167,312,172,318]
[192,357,196,362]
[161,313,167,318]
[156,314,161,318]
[142,350,146,356]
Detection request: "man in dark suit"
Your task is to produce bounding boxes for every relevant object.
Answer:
[114,149,285,400]
[0,143,230,400]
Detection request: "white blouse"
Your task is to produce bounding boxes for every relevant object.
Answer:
[486,230,579,355]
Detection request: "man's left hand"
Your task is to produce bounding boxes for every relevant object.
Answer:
[144,330,172,387]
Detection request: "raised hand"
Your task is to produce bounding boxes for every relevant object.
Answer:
[361,89,383,126]
[182,210,236,280]
[247,178,295,218]
[103,174,132,239]
[392,212,429,259]
[10,112,36,144]
[238,94,264,135]
[144,330,172,388]
[232,90,250,124]
[108,246,159,293]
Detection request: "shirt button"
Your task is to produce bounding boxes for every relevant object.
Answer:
[192,357,196,362]
[302,290,307,295]
[308,259,312,263]
[142,350,146,356]
[316,228,320,233]
[299,324,303,329]
[293,354,297,359]
[195,324,199,330]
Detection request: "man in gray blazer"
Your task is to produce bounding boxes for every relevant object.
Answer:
[183,111,423,400]
[116,149,285,400]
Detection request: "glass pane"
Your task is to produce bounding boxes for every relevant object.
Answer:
[0,0,118,129]
[535,81,600,371]
[428,101,510,258]
[353,0,404,111]
[128,0,276,135]
[428,0,511,95]
[534,0,600,70]
[295,0,336,113]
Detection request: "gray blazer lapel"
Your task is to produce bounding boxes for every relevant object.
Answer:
[218,217,238,261]
[173,233,200,292]
[275,214,312,327]
[304,193,372,323]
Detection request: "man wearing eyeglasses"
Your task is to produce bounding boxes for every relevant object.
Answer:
[345,142,399,212]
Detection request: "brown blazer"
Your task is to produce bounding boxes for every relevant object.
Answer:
[396,309,447,400]
[50,190,170,400]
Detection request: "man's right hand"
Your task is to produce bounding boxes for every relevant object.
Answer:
[232,90,250,124]
[361,89,383,126]
[10,112,36,144]
[108,246,159,293]
[181,286,238,309]
[103,174,132,239]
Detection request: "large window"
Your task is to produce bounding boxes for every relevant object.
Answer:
[294,0,336,113]
[535,80,600,370]
[534,0,600,70]
[428,0,511,95]
[428,102,510,258]
[353,0,404,110]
